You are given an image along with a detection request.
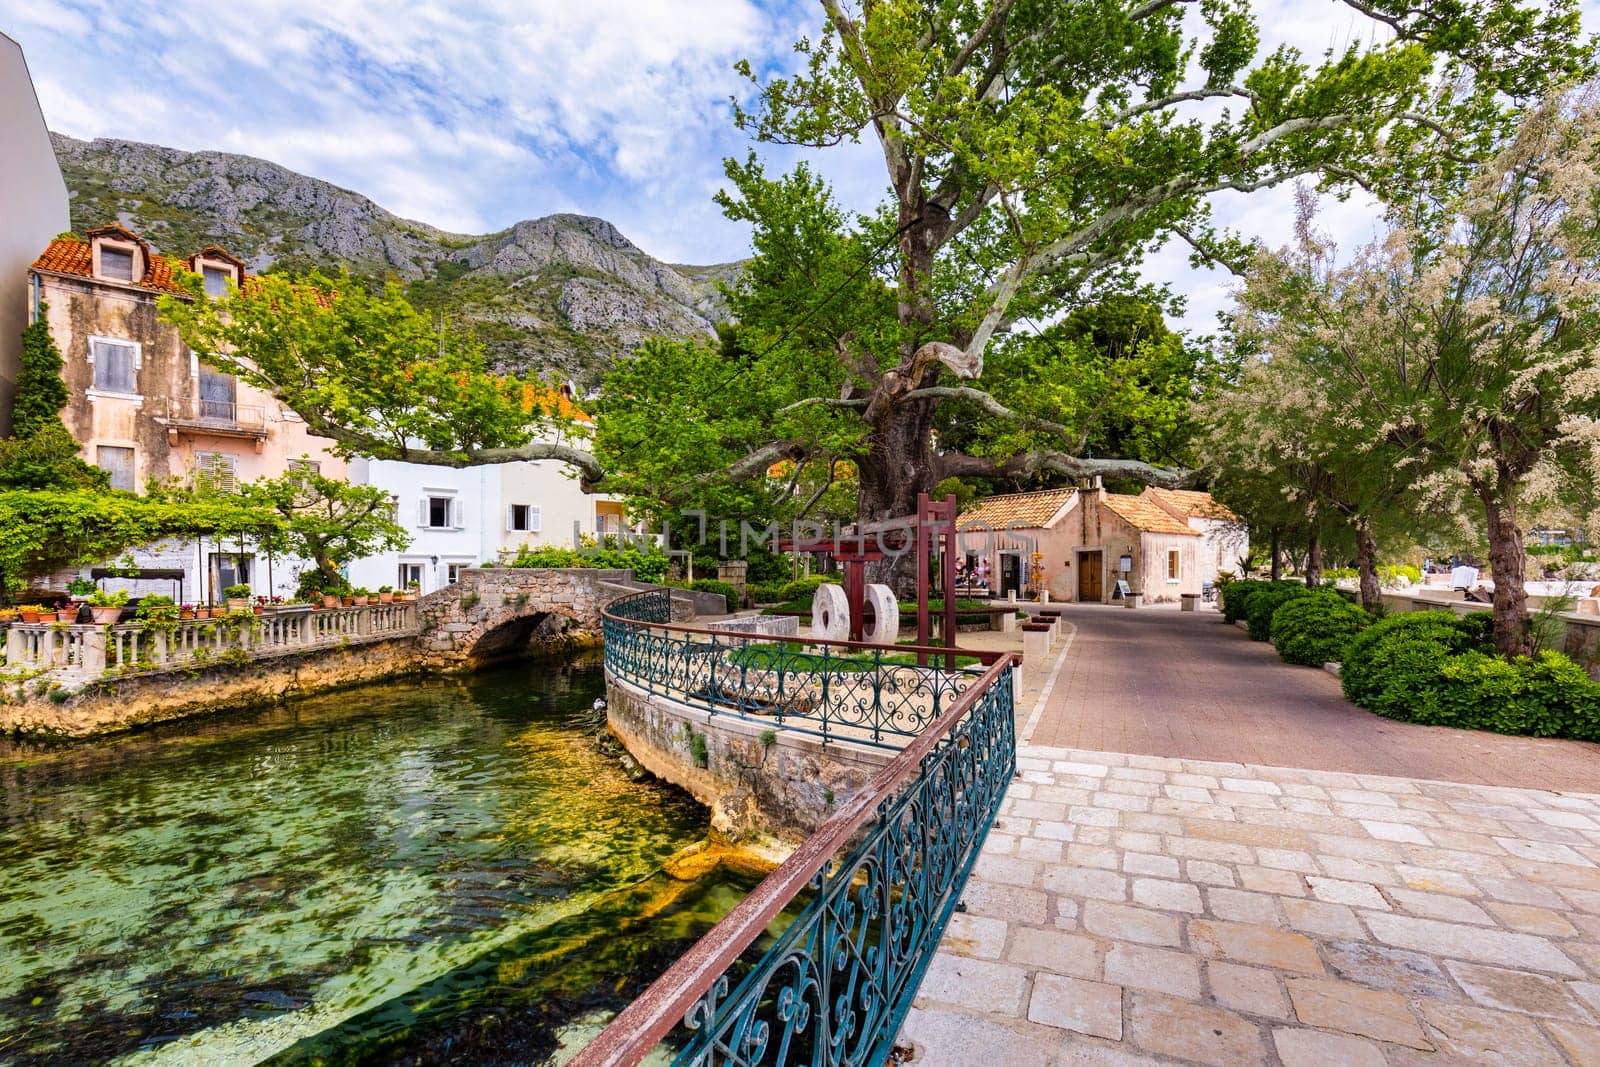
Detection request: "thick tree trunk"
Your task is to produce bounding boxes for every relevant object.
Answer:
[1354,516,1381,611]
[1269,528,1282,580]
[856,400,939,591]
[1482,491,1532,657]
[1304,530,1323,587]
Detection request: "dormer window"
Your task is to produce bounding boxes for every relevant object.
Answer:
[99,247,134,282]
[202,265,232,298]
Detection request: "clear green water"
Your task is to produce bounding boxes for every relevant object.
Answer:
[0,657,743,1066]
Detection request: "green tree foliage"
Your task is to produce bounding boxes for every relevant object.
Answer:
[0,424,109,492]
[1216,88,1600,656]
[157,271,599,483]
[238,467,410,587]
[13,311,69,438]
[598,0,1588,538]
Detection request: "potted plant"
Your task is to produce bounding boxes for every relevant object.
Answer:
[68,577,96,601]
[405,580,421,601]
[0,607,16,624]
[252,597,266,616]
[378,585,394,604]
[223,584,253,613]
[14,605,41,623]
[351,587,371,606]
[195,605,213,620]
[87,589,131,624]
[179,603,196,621]
[136,594,179,626]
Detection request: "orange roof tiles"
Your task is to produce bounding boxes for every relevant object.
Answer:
[1102,493,1201,536]
[959,487,1078,530]
[1143,487,1238,522]
[32,234,190,295]
[521,383,591,424]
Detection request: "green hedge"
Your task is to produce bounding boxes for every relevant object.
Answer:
[1270,596,1371,666]
[1246,584,1328,641]
[1220,580,1271,623]
[688,578,739,607]
[508,544,671,583]
[777,575,840,601]
[746,582,785,604]
[1340,611,1490,717]
[1333,610,1600,740]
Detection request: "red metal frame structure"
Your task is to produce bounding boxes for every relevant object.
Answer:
[776,492,961,666]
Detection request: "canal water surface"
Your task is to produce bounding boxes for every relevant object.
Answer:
[0,657,753,1065]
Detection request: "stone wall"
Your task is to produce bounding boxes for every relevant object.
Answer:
[0,635,419,737]
[605,672,889,843]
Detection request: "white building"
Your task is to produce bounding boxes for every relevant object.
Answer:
[1141,488,1250,588]
[1,32,71,433]
[344,452,628,595]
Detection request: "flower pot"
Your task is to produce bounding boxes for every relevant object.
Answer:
[341,596,355,607]
[322,594,339,609]
[226,598,251,613]
[196,607,213,620]
[19,611,41,624]
[353,596,370,606]
[36,612,58,623]
[379,592,394,604]
[252,605,265,616]
[90,606,122,624]
[179,609,195,620]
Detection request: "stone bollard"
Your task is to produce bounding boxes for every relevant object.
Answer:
[1181,593,1199,612]
[1022,623,1051,670]
[80,627,108,674]
[997,609,1016,634]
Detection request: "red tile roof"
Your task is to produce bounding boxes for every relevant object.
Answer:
[1143,487,1238,522]
[959,487,1078,529]
[32,234,190,295]
[1102,493,1201,536]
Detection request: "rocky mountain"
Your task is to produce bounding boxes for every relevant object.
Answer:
[50,133,738,386]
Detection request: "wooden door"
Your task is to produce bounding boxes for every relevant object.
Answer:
[1079,551,1103,601]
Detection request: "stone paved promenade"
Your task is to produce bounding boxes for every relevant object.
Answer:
[904,746,1600,1065]
[1029,603,1598,792]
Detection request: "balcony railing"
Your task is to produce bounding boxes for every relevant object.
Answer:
[602,589,1005,748]
[579,588,1017,1066]
[3,602,417,676]
[161,396,268,436]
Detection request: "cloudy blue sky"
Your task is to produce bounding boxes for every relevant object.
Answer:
[4,0,1597,333]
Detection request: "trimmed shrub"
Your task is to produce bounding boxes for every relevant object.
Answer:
[1245,584,1327,641]
[745,582,784,604]
[1429,650,1600,737]
[1339,611,1491,718]
[688,578,739,608]
[1220,579,1270,623]
[777,575,840,602]
[1270,596,1371,667]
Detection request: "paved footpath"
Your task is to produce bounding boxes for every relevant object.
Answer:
[902,606,1600,1064]
[903,747,1600,1065]
[1028,603,1599,792]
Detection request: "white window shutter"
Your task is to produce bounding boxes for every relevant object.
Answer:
[505,505,516,532]
[418,498,429,526]
[451,499,463,529]
[529,506,541,533]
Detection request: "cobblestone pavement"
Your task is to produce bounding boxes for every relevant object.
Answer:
[1026,603,1600,792]
[903,746,1600,1065]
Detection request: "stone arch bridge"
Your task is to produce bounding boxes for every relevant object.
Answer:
[415,568,717,669]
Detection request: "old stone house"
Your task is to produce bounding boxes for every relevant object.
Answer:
[28,224,345,601]
[1140,487,1249,588]
[958,484,1219,604]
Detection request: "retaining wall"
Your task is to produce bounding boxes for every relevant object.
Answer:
[605,672,888,843]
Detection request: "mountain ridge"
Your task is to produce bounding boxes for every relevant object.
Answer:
[49,133,738,385]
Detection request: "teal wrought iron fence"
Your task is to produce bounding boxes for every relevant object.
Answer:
[602,588,1003,747]
[580,591,1017,1067]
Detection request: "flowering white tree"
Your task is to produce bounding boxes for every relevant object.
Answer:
[1221,87,1600,655]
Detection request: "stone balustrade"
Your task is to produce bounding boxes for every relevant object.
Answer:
[3,602,418,678]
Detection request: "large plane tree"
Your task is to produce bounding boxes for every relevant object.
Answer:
[165,1,1588,533]
[600,0,1589,530]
